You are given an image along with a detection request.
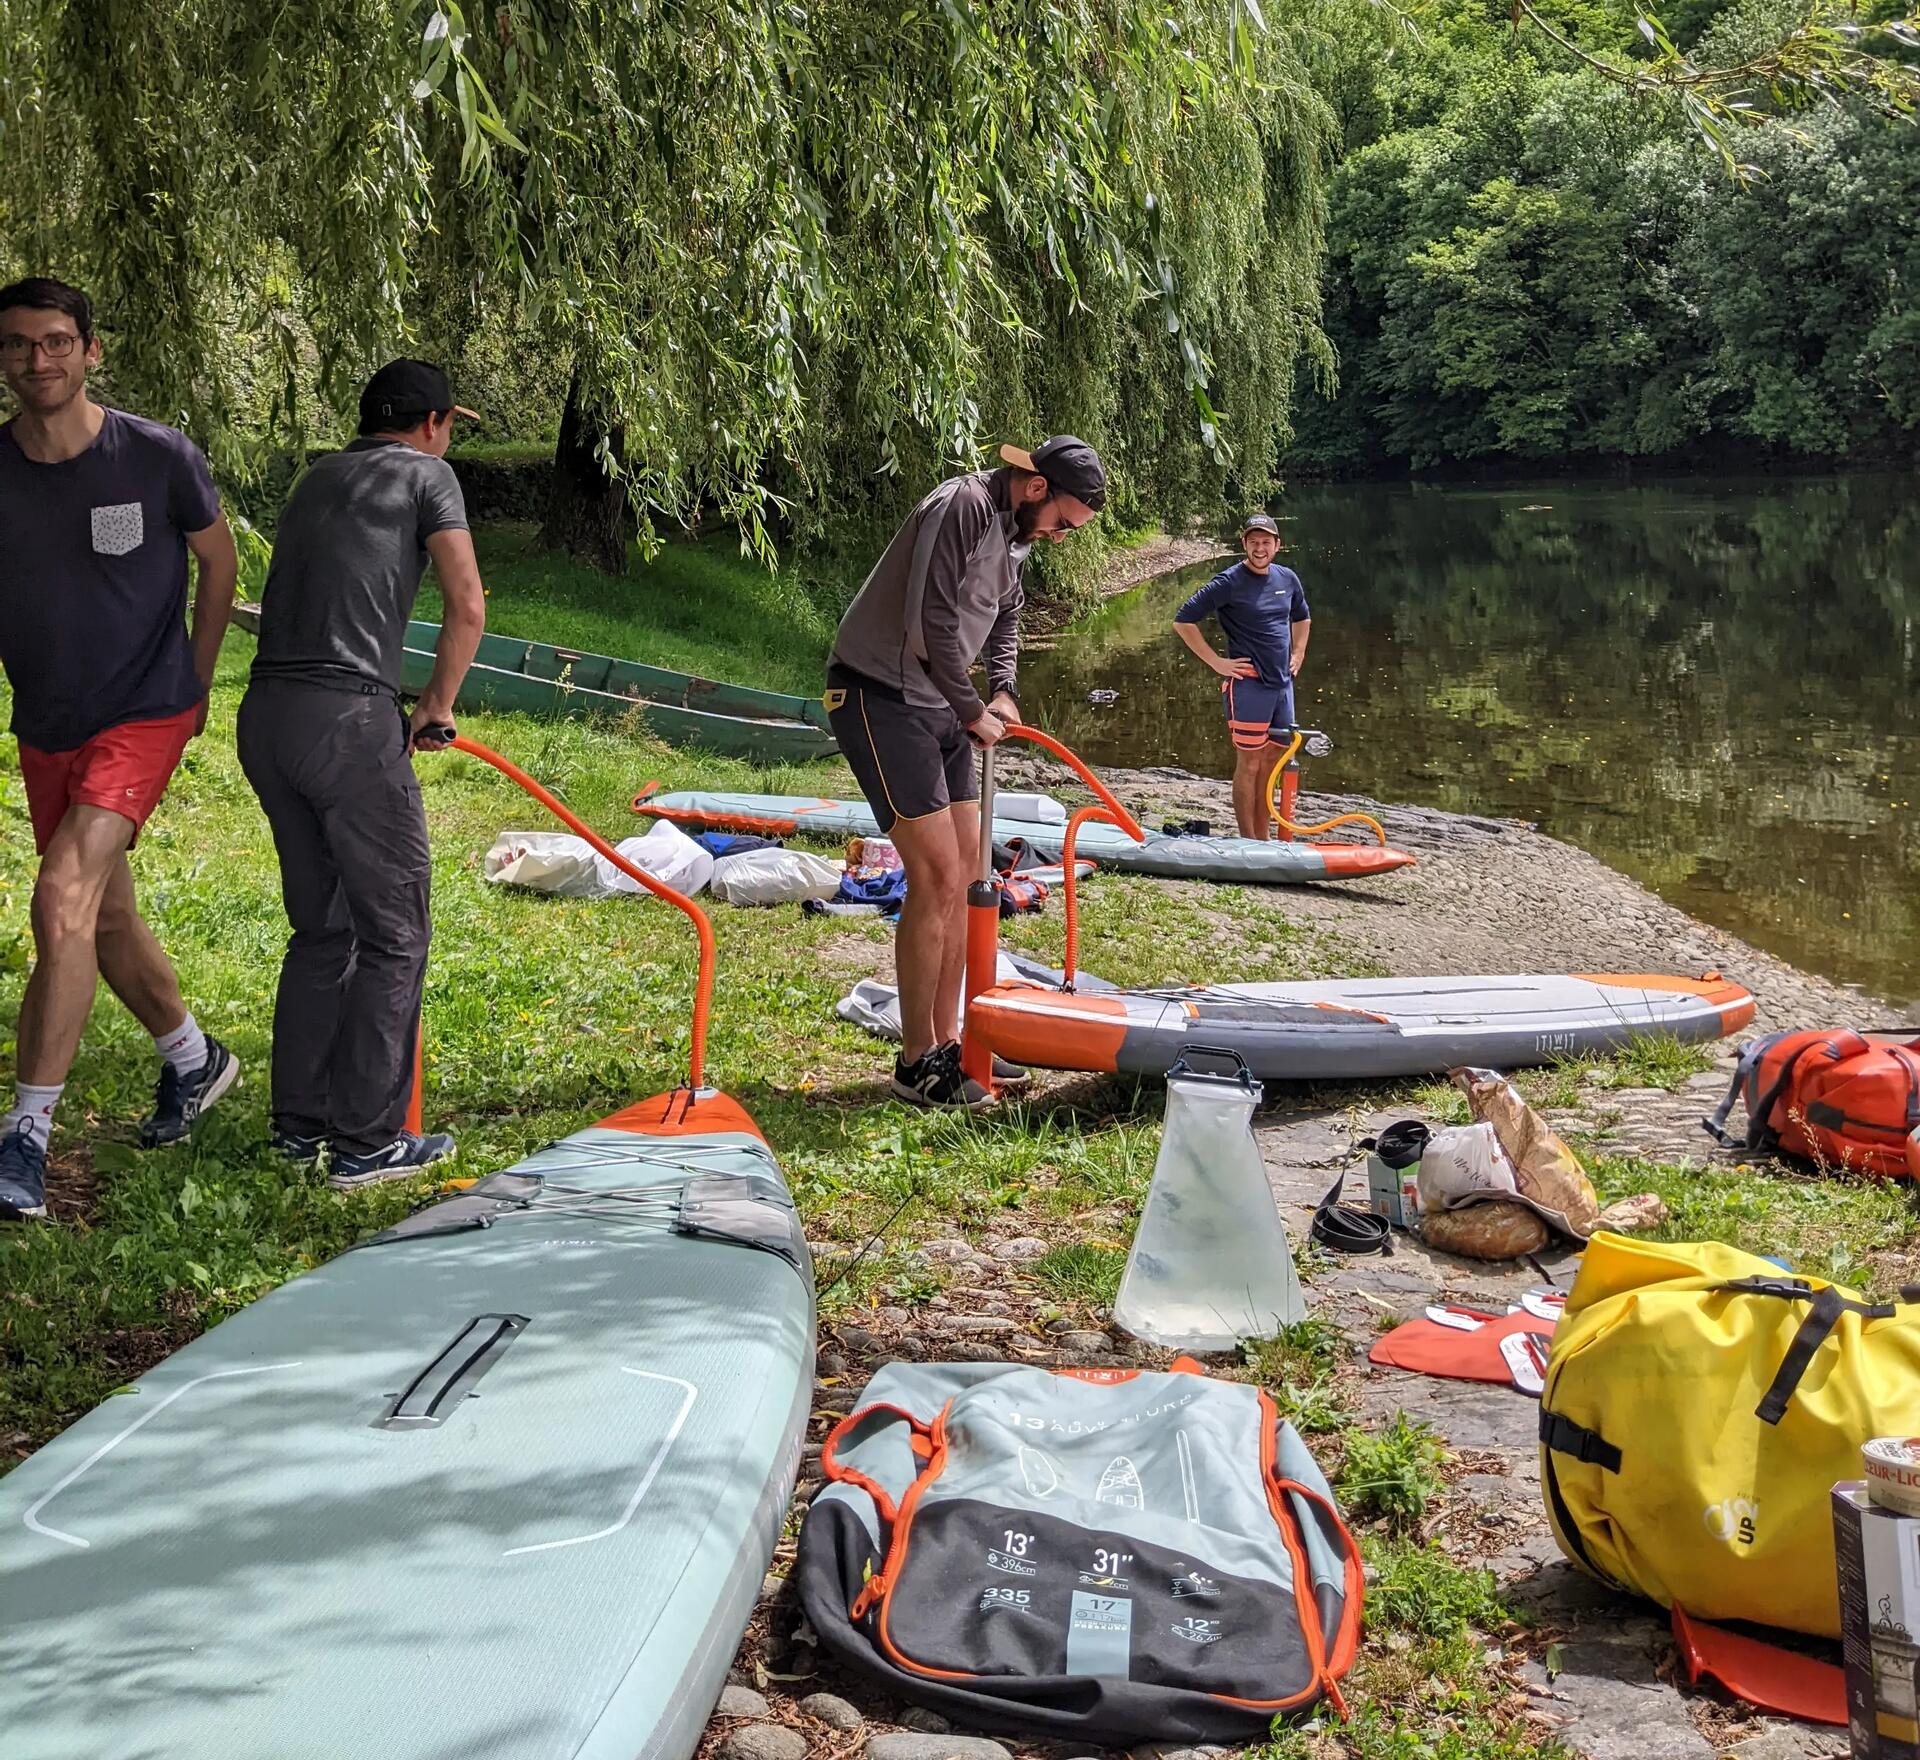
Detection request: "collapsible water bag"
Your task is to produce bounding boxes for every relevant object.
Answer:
[1115,1051,1306,1350]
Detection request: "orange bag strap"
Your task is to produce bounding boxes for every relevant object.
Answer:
[819,1402,934,1529]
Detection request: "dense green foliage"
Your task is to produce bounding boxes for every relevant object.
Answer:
[1290,0,1920,471]
[0,0,1344,558]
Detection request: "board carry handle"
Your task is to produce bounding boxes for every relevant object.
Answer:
[1166,1043,1260,1090]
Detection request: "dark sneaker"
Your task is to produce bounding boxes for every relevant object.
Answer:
[890,1045,993,1111]
[0,1120,48,1220]
[327,1130,456,1191]
[937,1041,1031,1089]
[271,1128,325,1165]
[139,1038,241,1148]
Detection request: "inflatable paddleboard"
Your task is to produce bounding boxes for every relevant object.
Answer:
[0,1090,813,1760]
[967,972,1755,1081]
[635,790,1414,884]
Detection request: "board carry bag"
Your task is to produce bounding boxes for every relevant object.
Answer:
[1703,1028,1920,1177]
[1538,1233,1920,1639]
[796,1358,1362,1744]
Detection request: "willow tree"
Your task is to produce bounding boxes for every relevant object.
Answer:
[3,0,1917,568]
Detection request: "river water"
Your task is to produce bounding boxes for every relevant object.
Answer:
[1022,476,1920,1002]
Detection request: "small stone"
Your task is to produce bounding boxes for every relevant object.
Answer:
[721,1726,808,1760]
[1044,1315,1074,1334]
[818,1351,849,1377]
[757,1572,786,1604]
[899,1707,952,1733]
[715,1684,770,1719]
[951,1342,1006,1362]
[895,1333,928,1359]
[865,1737,1012,1760]
[799,1692,865,1731]
[876,1306,912,1326]
[991,1236,1049,1261]
[931,1315,1020,1336]
[918,1239,975,1262]
[1056,1330,1113,1354]
[840,1326,880,1354]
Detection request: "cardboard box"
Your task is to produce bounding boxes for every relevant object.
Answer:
[1365,1151,1421,1231]
[1835,1482,1920,1759]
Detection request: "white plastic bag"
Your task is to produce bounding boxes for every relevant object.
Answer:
[1416,1120,1521,1212]
[483,819,714,900]
[835,952,1030,1041]
[708,846,842,906]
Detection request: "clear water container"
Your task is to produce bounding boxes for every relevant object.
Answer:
[1113,1049,1306,1351]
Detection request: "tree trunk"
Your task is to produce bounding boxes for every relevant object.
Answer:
[540,366,630,573]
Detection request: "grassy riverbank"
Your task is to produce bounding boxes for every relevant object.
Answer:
[4,524,1911,1760]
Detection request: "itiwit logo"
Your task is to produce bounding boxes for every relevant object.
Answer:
[1704,1497,1758,1546]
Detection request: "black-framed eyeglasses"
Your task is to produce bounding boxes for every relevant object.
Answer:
[0,333,82,361]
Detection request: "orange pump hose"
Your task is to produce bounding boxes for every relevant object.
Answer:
[1263,730,1386,844]
[442,736,716,1091]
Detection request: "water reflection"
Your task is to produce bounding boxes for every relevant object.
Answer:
[1022,477,1920,1002]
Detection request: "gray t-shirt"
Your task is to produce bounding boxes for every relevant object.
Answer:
[252,438,468,693]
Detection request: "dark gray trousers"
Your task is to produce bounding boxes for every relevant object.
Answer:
[237,680,430,1154]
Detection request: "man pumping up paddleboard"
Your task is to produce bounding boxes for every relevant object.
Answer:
[825,437,1107,1107]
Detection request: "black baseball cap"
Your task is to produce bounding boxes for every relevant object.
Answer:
[1242,513,1280,536]
[999,435,1107,511]
[358,358,479,431]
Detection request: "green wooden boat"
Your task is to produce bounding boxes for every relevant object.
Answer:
[399,621,836,762]
[228,605,836,763]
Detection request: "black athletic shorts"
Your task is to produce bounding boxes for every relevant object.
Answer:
[824,666,979,833]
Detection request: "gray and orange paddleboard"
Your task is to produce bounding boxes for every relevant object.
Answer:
[0,1090,813,1760]
[967,972,1755,1082]
[634,790,1414,883]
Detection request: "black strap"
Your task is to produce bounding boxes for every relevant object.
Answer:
[1313,1167,1394,1256]
[1702,1034,1780,1149]
[1539,1408,1623,1472]
[1742,1283,1897,1425]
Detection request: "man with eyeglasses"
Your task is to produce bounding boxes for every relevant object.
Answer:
[0,276,241,1220]
[824,435,1106,1108]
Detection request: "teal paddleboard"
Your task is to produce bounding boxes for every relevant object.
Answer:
[0,1090,814,1760]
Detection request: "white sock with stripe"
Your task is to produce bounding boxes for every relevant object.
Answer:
[4,1083,63,1145]
[154,1014,209,1076]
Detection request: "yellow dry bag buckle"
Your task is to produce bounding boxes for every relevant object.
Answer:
[823,688,847,712]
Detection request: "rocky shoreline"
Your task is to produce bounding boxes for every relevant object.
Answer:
[696,767,1884,1760]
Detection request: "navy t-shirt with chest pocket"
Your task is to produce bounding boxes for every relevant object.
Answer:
[0,406,221,752]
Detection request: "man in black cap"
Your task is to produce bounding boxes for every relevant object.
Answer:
[826,435,1106,1107]
[1173,511,1312,838]
[237,359,486,1185]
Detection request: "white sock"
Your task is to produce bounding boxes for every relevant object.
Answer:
[4,1082,63,1144]
[154,1014,209,1075]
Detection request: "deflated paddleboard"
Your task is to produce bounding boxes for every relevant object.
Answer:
[637,790,1414,884]
[0,1091,813,1760]
[968,973,1756,1082]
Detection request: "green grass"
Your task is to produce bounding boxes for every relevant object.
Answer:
[1589,1152,1916,1293]
[1403,1034,1718,1125]
[1033,1241,1128,1307]
[1338,1412,1449,1531]
[416,520,843,699]
[3,583,1383,1457]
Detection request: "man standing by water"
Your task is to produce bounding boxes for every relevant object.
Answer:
[1173,513,1311,839]
[0,277,241,1221]
[826,437,1107,1107]
[239,360,486,1187]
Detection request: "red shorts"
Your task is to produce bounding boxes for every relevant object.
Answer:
[18,705,199,855]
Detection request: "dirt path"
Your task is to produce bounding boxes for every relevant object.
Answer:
[699,768,1883,1760]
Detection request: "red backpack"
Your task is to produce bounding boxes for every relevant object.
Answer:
[1703,1030,1920,1178]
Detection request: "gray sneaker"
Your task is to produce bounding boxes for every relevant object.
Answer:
[327,1130,456,1191]
[0,1119,49,1220]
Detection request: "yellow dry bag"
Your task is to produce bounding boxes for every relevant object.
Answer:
[1539,1233,1920,1639]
